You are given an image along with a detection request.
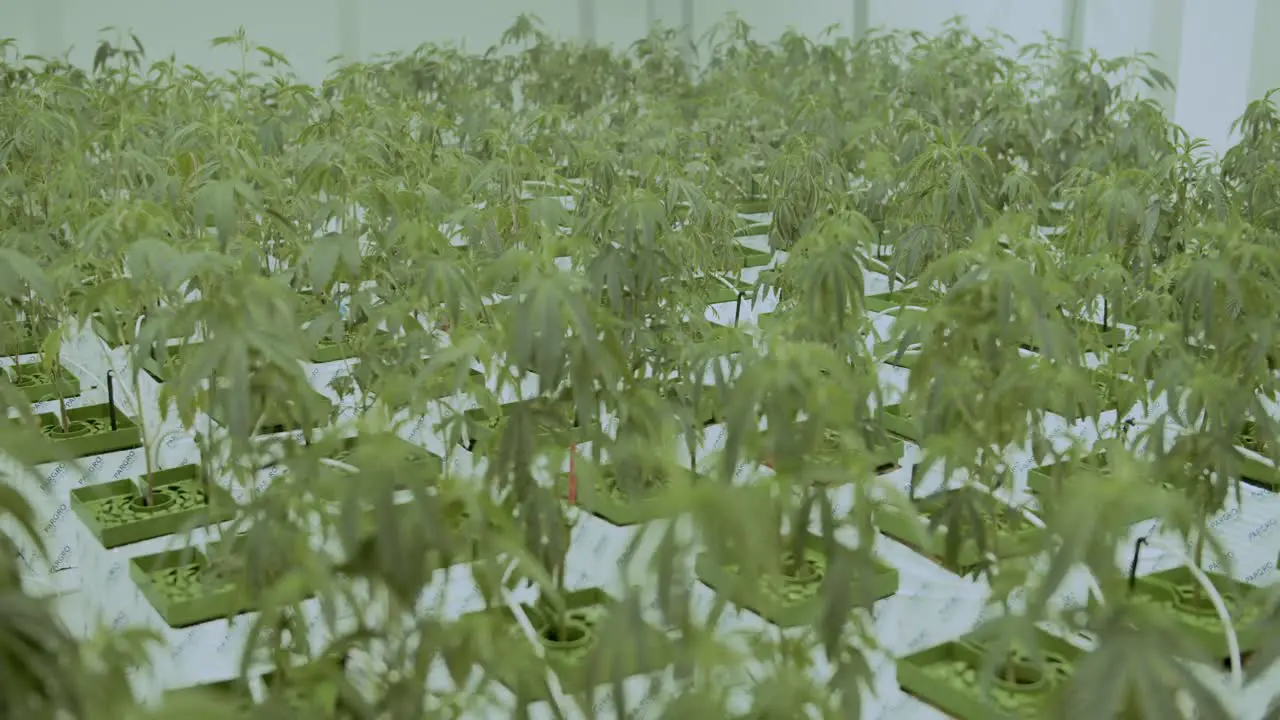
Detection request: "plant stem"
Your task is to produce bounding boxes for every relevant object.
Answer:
[554,536,567,637]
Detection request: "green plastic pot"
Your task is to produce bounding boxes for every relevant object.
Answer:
[1239,455,1280,492]
[141,343,200,383]
[733,222,771,238]
[859,239,897,264]
[738,245,771,267]
[131,539,314,628]
[334,432,441,470]
[564,464,684,526]
[6,361,80,403]
[21,403,142,464]
[131,546,253,628]
[879,404,919,442]
[898,627,1083,719]
[1027,453,1158,526]
[877,488,1038,575]
[1128,567,1264,662]
[1045,370,1139,421]
[1235,423,1279,491]
[458,586,673,702]
[863,289,935,314]
[695,533,899,627]
[69,465,236,549]
[736,198,771,214]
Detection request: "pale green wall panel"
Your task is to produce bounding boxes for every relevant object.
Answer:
[867,0,1052,48]
[595,0,665,49]
[337,0,359,62]
[0,0,40,56]
[355,0,577,59]
[0,0,1265,148]
[1082,0,1156,59]
[56,0,341,83]
[1061,0,1085,51]
[1146,0,1185,112]
[1248,0,1280,101]
[853,0,868,41]
[1081,0,1180,110]
[685,0,852,43]
[579,0,595,42]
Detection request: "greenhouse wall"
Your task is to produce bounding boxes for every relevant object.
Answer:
[0,0,1274,149]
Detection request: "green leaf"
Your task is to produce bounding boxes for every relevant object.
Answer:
[0,248,50,300]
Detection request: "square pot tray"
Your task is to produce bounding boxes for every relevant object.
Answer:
[7,360,81,403]
[562,462,688,527]
[70,464,237,549]
[1026,452,1157,526]
[456,587,674,703]
[899,626,1087,719]
[131,539,314,628]
[20,403,142,464]
[877,488,1038,575]
[1127,566,1264,663]
[695,532,899,627]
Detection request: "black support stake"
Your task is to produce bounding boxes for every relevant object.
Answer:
[733,292,744,327]
[1127,536,1149,593]
[107,371,118,430]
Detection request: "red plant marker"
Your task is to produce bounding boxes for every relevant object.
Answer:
[568,443,578,504]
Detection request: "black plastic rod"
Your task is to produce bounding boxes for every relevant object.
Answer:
[107,371,118,430]
[1127,536,1149,592]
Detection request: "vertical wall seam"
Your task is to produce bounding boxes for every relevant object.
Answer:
[680,0,694,63]
[1247,0,1280,101]
[1148,0,1186,113]
[853,0,869,41]
[579,0,597,44]
[1062,0,1086,51]
[337,0,360,63]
